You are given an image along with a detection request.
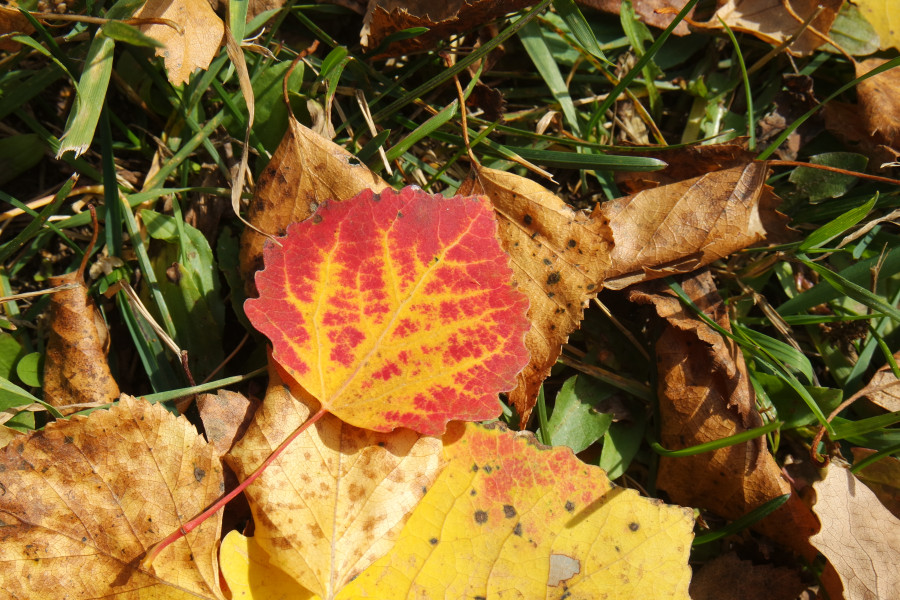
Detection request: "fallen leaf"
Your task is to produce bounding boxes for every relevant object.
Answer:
[245,186,530,434]
[197,389,260,457]
[597,162,790,290]
[0,4,33,52]
[628,270,819,558]
[855,0,900,50]
[220,529,316,600]
[701,0,844,56]
[851,448,900,519]
[856,58,900,150]
[458,165,612,426]
[43,270,120,412]
[810,465,900,600]
[0,424,22,449]
[361,0,533,53]
[135,0,225,86]
[822,101,900,171]
[239,115,389,292]
[338,421,694,599]
[861,363,900,412]
[225,361,444,599]
[757,75,824,161]
[0,396,225,599]
[576,0,696,36]
[689,552,806,600]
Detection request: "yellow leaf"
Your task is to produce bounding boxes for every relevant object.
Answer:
[0,396,225,598]
[225,362,444,599]
[856,0,900,50]
[220,530,317,600]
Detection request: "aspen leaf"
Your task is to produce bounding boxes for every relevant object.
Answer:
[220,530,316,600]
[458,165,612,426]
[135,0,225,86]
[598,162,790,290]
[810,465,900,600]
[239,116,389,292]
[244,186,530,434]
[0,396,225,599]
[225,362,444,599]
[855,0,900,50]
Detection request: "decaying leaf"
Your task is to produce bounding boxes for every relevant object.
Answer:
[700,0,844,56]
[859,353,900,412]
[458,166,612,426]
[856,58,900,151]
[197,389,260,458]
[0,396,225,599]
[689,552,806,600]
[577,0,696,36]
[239,115,389,291]
[361,0,532,53]
[597,162,790,290]
[135,0,225,86]
[222,421,694,599]
[0,4,33,51]
[822,101,900,171]
[628,270,819,557]
[245,186,530,435]
[851,448,900,519]
[810,465,900,600]
[43,271,120,412]
[225,362,444,599]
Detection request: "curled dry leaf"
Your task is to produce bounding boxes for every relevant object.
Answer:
[628,271,819,558]
[135,0,225,86]
[225,362,443,599]
[576,0,696,36]
[239,115,388,292]
[0,396,225,599]
[361,0,533,53]
[43,271,120,412]
[597,162,791,290]
[459,165,612,426]
[810,465,900,600]
[222,421,695,599]
[856,58,900,151]
[245,186,530,434]
[700,0,844,56]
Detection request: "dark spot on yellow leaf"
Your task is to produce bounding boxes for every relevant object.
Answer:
[474,510,488,524]
[564,501,575,512]
[470,489,477,496]
[483,465,492,474]
[513,522,522,536]
[567,239,577,248]
[586,283,595,290]
[429,537,438,545]
[471,463,479,472]
[629,522,640,531]
[421,486,427,494]
[64,436,73,444]
[503,505,516,518]
[194,467,205,482]
[547,292,555,298]
[543,258,552,266]
[523,214,533,226]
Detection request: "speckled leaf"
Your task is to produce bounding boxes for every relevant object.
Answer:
[245,186,530,435]
[0,396,225,599]
[225,362,444,599]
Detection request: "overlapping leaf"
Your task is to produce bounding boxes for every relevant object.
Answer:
[0,396,224,599]
[245,186,531,434]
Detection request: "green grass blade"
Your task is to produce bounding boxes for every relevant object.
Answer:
[832,411,900,440]
[717,16,755,149]
[798,255,900,323]
[519,19,581,135]
[799,195,876,251]
[0,177,78,264]
[57,33,115,158]
[552,0,609,62]
[850,443,900,473]
[650,420,783,457]
[692,494,791,545]
[382,101,458,168]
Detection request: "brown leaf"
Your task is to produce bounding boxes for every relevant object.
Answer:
[757,75,824,161]
[43,271,119,412]
[822,101,900,171]
[850,448,900,519]
[597,162,790,290]
[810,465,900,600]
[239,115,388,292]
[0,4,33,51]
[856,58,900,151]
[361,0,533,53]
[197,390,260,457]
[689,553,806,600]
[576,0,696,36]
[225,361,444,599]
[860,356,900,412]
[628,270,819,558]
[458,166,612,426]
[135,0,225,86]
[700,0,844,56]
[0,396,225,599]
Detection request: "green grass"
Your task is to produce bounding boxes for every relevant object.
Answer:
[1,0,899,591]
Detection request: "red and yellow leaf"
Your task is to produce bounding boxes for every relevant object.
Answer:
[245,186,530,434]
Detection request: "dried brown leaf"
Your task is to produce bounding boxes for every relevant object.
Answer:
[135,0,225,86]
[0,396,225,599]
[197,390,260,457]
[458,166,612,426]
[856,58,900,151]
[689,552,806,600]
[822,101,900,171]
[225,362,444,599]
[43,271,119,412]
[0,4,32,51]
[576,0,695,36]
[810,465,900,600]
[628,271,819,558]
[850,448,900,519]
[239,115,388,292]
[597,162,790,290]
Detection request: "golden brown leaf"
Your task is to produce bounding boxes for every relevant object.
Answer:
[197,389,260,457]
[0,396,225,599]
[689,553,806,600]
[628,271,819,558]
[239,115,388,292]
[0,4,32,51]
[576,0,696,36]
[856,58,900,151]
[700,0,843,56]
[810,465,900,600]
[597,162,790,290]
[851,448,900,519]
[225,362,444,599]
[458,165,612,426]
[43,271,119,412]
[135,0,224,86]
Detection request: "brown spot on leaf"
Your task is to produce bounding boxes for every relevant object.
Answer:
[474,510,488,524]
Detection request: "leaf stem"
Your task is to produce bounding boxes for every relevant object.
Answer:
[142,407,328,567]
